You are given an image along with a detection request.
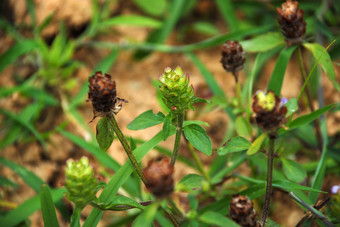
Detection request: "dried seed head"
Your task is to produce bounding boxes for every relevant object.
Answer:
[252,91,287,136]
[88,71,127,121]
[64,157,97,209]
[221,41,245,81]
[229,195,259,227]
[159,66,195,113]
[277,0,306,46]
[143,156,174,198]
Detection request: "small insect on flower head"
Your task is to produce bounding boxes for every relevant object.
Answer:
[88,71,127,122]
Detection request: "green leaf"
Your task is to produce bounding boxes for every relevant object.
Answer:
[84,129,176,227]
[176,174,203,191]
[133,203,158,227]
[240,32,285,53]
[235,116,252,139]
[246,133,267,155]
[303,42,340,91]
[192,21,219,36]
[0,176,17,188]
[40,185,59,227]
[127,110,165,130]
[183,120,209,127]
[284,98,298,116]
[239,184,266,200]
[96,117,114,151]
[218,136,251,155]
[267,45,297,95]
[0,156,44,192]
[272,180,324,193]
[288,104,335,129]
[96,195,145,211]
[162,114,172,141]
[281,158,307,183]
[199,211,240,227]
[100,15,162,28]
[132,0,167,16]
[183,124,212,155]
[215,0,238,31]
[0,188,65,227]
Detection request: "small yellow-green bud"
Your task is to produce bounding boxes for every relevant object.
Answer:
[64,157,97,208]
[256,91,276,111]
[159,66,195,113]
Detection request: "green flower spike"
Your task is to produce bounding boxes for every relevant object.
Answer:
[64,157,97,209]
[159,66,196,113]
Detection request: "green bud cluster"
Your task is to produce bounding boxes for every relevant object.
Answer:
[159,66,195,113]
[64,157,97,209]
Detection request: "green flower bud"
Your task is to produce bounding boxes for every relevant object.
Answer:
[159,66,195,113]
[64,157,97,209]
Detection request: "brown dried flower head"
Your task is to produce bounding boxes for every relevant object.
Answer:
[252,91,287,136]
[277,0,306,46]
[88,71,127,121]
[221,40,245,81]
[143,156,174,198]
[229,195,259,227]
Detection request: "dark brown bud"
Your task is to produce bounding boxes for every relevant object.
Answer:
[229,195,259,227]
[143,156,174,198]
[277,0,306,46]
[221,41,245,81]
[252,91,287,136]
[88,71,127,121]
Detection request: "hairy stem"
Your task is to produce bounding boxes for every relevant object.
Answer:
[261,137,275,226]
[167,198,183,216]
[161,207,180,227]
[171,112,184,166]
[106,114,147,185]
[297,46,323,151]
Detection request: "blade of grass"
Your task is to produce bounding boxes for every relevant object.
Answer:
[215,0,238,31]
[85,25,272,53]
[0,109,47,151]
[0,188,65,227]
[99,15,162,28]
[133,0,186,59]
[267,45,297,95]
[83,128,175,227]
[40,185,59,227]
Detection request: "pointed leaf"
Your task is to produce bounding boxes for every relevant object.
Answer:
[176,174,203,191]
[303,42,340,91]
[246,133,267,155]
[267,45,296,95]
[100,15,162,28]
[127,110,165,130]
[235,116,252,139]
[288,104,335,129]
[218,136,251,155]
[284,98,298,116]
[199,211,240,227]
[184,124,212,155]
[162,114,172,141]
[40,185,59,227]
[133,203,158,227]
[281,158,307,183]
[240,32,285,53]
[96,117,114,151]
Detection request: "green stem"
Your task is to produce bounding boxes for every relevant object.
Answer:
[170,112,184,166]
[167,198,183,216]
[106,114,147,185]
[297,46,323,151]
[261,137,275,227]
[187,142,210,182]
[70,207,81,227]
[235,77,243,112]
[161,207,180,227]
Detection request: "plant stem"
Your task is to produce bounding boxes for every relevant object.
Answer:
[162,207,180,227]
[261,136,275,227]
[296,46,323,151]
[106,114,147,185]
[233,72,243,112]
[170,112,184,166]
[70,206,81,227]
[167,198,183,216]
[186,141,210,182]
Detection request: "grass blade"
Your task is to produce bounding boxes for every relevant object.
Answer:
[99,15,162,28]
[40,185,59,227]
[267,46,297,95]
[215,0,238,31]
[0,188,65,227]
